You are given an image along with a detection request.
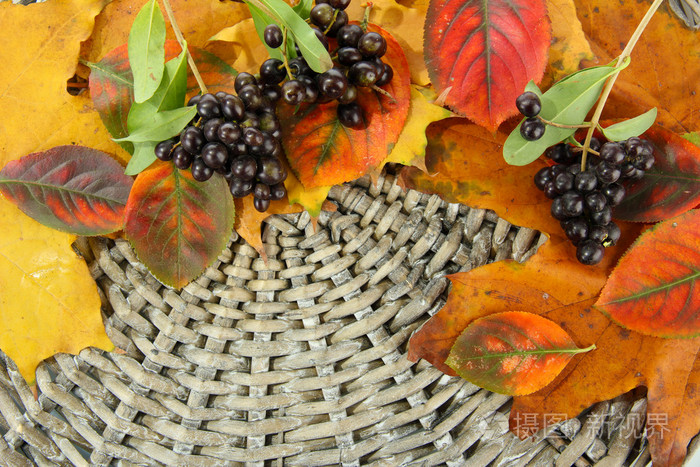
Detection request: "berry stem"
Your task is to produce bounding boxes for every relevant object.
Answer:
[580,0,664,171]
[361,2,373,31]
[370,84,396,103]
[281,27,295,79]
[537,116,591,129]
[161,0,208,94]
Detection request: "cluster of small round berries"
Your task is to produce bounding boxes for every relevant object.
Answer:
[262,0,394,129]
[534,137,655,265]
[154,82,287,213]
[516,91,546,141]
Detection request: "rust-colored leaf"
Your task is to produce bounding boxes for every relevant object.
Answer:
[124,163,235,289]
[423,0,550,131]
[279,24,411,189]
[577,0,700,133]
[596,210,700,338]
[614,125,700,223]
[447,311,594,396]
[0,146,132,236]
[234,195,304,258]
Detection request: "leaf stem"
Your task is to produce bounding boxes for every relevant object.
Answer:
[162,0,208,94]
[537,116,591,129]
[281,27,295,79]
[580,0,664,170]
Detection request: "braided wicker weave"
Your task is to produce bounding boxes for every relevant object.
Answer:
[0,172,683,466]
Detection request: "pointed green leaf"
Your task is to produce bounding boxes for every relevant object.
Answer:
[503,63,627,166]
[292,0,312,17]
[129,0,166,103]
[124,142,158,176]
[601,108,658,142]
[116,106,197,143]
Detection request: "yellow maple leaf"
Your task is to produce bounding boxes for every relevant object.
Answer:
[544,0,595,83]
[0,198,113,383]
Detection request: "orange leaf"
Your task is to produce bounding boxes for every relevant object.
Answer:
[577,0,700,133]
[234,196,304,259]
[447,311,594,396]
[596,210,700,338]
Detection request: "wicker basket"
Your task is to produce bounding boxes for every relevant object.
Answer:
[0,172,685,466]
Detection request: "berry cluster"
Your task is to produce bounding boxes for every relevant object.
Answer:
[262,0,394,129]
[154,83,287,213]
[534,137,655,265]
[516,91,545,141]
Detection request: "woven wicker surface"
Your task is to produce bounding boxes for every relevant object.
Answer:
[0,172,682,466]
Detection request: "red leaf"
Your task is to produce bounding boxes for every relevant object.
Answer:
[614,125,700,222]
[278,24,410,189]
[424,0,550,131]
[88,41,238,142]
[596,210,700,338]
[0,146,132,235]
[447,311,594,395]
[124,162,235,289]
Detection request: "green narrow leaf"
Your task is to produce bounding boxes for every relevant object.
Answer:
[129,0,166,103]
[503,63,628,166]
[245,0,332,73]
[681,132,700,147]
[116,106,197,143]
[601,108,658,141]
[124,142,158,176]
[292,0,312,17]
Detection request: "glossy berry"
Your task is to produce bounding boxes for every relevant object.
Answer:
[257,156,287,185]
[596,161,621,183]
[270,182,287,201]
[553,171,574,194]
[544,143,574,164]
[600,142,626,165]
[603,222,621,247]
[310,3,335,28]
[234,72,257,93]
[196,93,221,119]
[180,126,205,155]
[520,117,545,141]
[191,158,214,182]
[155,139,175,161]
[187,94,202,106]
[254,197,271,213]
[563,217,589,245]
[231,155,257,181]
[584,191,607,213]
[203,118,224,142]
[337,24,363,47]
[217,122,241,145]
[633,151,655,171]
[264,24,283,48]
[349,61,379,87]
[375,63,394,87]
[561,191,584,217]
[589,205,612,225]
[338,84,358,105]
[574,171,597,193]
[172,146,193,170]
[201,142,229,169]
[238,84,262,111]
[576,240,605,265]
[229,177,254,197]
[337,103,365,129]
[550,197,568,221]
[221,95,245,121]
[338,47,363,66]
[515,91,541,117]
[318,68,348,100]
[589,225,609,244]
[534,167,553,191]
[330,0,351,10]
[254,183,271,200]
[325,10,348,37]
[243,127,264,147]
[602,183,626,206]
[259,58,286,85]
[358,32,387,57]
[282,80,306,105]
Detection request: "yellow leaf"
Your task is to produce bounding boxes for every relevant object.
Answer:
[0,198,113,384]
[544,0,595,83]
[379,85,453,174]
[285,171,333,218]
[211,18,269,75]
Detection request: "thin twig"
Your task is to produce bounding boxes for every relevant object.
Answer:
[537,116,590,129]
[162,0,208,94]
[580,0,664,170]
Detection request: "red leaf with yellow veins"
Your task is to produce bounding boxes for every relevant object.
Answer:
[447,311,594,395]
[279,24,410,189]
[124,162,234,289]
[424,0,550,131]
[0,146,132,236]
[596,209,700,338]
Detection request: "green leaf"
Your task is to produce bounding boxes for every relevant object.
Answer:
[503,63,628,166]
[292,0,313,18]
[601,108,658,142]
[124,142,158,176]
[247,3,285,62]
[245,0,332,73]
[682,132,700,147]
[115,106,197,143]
[127,48,189,133]
[129,0,166,103]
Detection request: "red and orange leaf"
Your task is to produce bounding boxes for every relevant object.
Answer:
[0,146,132,236]
[614,126,700,223]
[279,24,410,189]
[423,0,550,131]
[124,162,234,289]
[89,41,238,142]
[447,311,594,396]
[596,210,700,338]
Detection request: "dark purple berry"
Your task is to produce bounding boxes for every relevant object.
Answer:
[584,191,607,213]
[201,142,229,169]
[633,151,655,171]
[596,161,621,183]
[338,47,363,66]
[229,177,254,197]
[563,217,589,245]
[561,191,584,217]
[180,126,205,155]
[310,3,335,28]
[600,142,626,165]
[337,102,365,129]
[191,157,214,182]
[270,182,286,200]
[254,183,271,200]
[217,122,241,145]
[330,0,351,10]
[187,94,202,106]
[576,240,604,265]
[337,24,363,48]
[515,91,541,117]
[349,61,380,87]
[534,167,553,191]
[375,63,394,87]
[603,222,621,247]
[203,118,224,142]
[589,224,609,243]
[553,171,574,193]
[259,58,286,85]
[196,93,221,119]
[602,183,626,206]
[257,156,287,185]
[221,94,245,121]
[544,144,574,163]
[231,155,257,181]
[254,197,270,212]
[234,72,257,93]
[264,24,283,48]
[551,197,568,221]
[318,68,348,100]
[543,181,559,199]
[590,205,612,225]
[155,139,176,161]
[172,146,193,169]
[574,171,598,192]
[520,117,545,141]
[358,32,387,57]
[282,80,306,105]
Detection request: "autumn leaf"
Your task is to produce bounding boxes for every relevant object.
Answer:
[576,0,700,133]
[234,195,304,258]
[124,163,235,289]
[279,24,411,189]
[447,311,595,396]
[0,146,133,236]
[404,119,699,466]
[596,210,700,339]
[0,198,113,384]
[543,0,594,83]
[423,0,551,131]
[614,125,700,223]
